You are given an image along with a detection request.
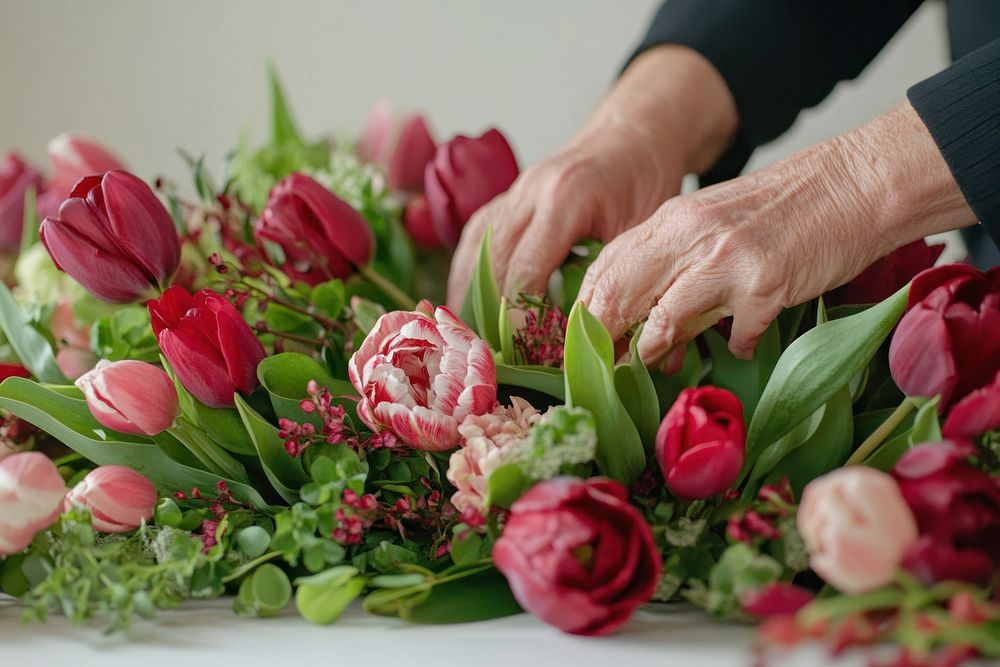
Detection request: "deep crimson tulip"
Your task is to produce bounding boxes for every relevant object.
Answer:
[356,102,437,193]
[0,152,44,251]
[64,465,156,533]
[47,133,126,196]
[424,128,518,247]
[826,239,944,306]
[942,372,1000,448]
[148,287,266,408]
[255,173,374,286]
[0,364,30,382]
[40,170,181,304]
[740,582,815,619]
[492,477,660,636]
[888,264,1000,410]
[655,386,746,500]
[892,442,1000,585]
[402,194,438,248]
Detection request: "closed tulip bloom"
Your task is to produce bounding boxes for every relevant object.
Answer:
[889,264,1000,410]
[0,452,67,555]
[75,360,178,436]
[255,172,374,286]
[39,170,181,303]
[356,102,437,193]
[148,287,266,408]
[655,386,746,500]
[65,465,157,533]
[0,152,44,251]
[402,194,438,248]
[424,128,518,247]
[826,239,943,306]
[48,133,126,196]
[798,466,918,594]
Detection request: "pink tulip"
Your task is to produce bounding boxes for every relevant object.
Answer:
[348,303,497,451]
[51,300,97,379]
[0,452,67,555]
[356,102,437,194]
[64,465,157,533]
[75,360,178,436]
[0,152,44,251]
[424,128,519,247]
[40,170,181,303]
[798,467,918,594]
[47,133,126,196]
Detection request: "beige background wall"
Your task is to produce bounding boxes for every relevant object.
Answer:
[1,1,948,195]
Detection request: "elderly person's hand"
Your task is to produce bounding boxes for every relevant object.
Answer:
[579,102,977,365]
[447,46,737,310]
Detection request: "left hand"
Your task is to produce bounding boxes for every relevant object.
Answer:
[578,102,976,365]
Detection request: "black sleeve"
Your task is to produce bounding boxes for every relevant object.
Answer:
[908,38,1000,252]
[629,0,923,183]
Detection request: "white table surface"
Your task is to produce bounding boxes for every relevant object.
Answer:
[0,594,944,667]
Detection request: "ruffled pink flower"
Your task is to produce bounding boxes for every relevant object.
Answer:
[446,397,542,514]
[64,465,157,533]
[0,452,67,555]
[348,302,497,451]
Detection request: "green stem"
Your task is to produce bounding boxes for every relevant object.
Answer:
[799,587,904,626]
[168,420,247,482]
[220,551,282,584]
[845,398,917,466]
[358,263,417,311]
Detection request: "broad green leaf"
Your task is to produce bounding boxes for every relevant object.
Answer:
[235,394,308,503]
[0,378,271,508]
[908,396,942,445]
[465,227,502,349]
[649,342,703,415]
[776,303,808,348]
[189,401,256,456]
[613,326,661,454]
[258,352,355,427]
[485,463,531,510]
[403,569,522,624]
[296,566,366,625]
[168,419,250,482]
[0,282,67,384]
[495,363,565,400]
[703,319,780,422]
[268,64,304,147]
[746,286,908,470]
[563,302,645,483]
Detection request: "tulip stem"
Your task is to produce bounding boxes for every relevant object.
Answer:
[168,420,248,482]
[845,398,917,466]
[358,264,417,311]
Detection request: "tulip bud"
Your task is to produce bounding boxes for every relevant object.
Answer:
[0,452,67,555]
[75,360,179,436]
[47,133,126,196]
[64,465,157,533]
[402,194,438,248]
[356,102,437,193]
[255,173,374,286]
[40,170,181,303]
[0,152,44,252]
[148,287,266,408]
[424,128,518,247]
[655,387,746,500]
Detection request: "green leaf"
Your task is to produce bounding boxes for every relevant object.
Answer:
[703,319,780,422]
[485,463,531,510]
[20,185,39,252]
[450,530,485,566]
[91,306,160,363]
[236,526,272,558]
[295,566,366,625]
[613,326,661,454]
[498,297,517,365]
[465,226,502,349]
[312,280,346,319]
[188,401,256,457]
[235,395,308,503]
[0,378,271,508]
[403,568,522,624]
[268,65,304,147]
[746,286,908,471]
[495,363,565,400]
[258,352,355,427]
[241,563,291,617]
[649,342,703,415]
[563,302,645,483]
[0,282,67,384]
[908,396,942,445]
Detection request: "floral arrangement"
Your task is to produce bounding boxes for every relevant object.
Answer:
[0,72,997,666]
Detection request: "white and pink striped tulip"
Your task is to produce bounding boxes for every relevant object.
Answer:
[75,360,179,436]
[0,452,67,555]
[47,132,126,196]
[348,302,497,451]
[65,465,157,533]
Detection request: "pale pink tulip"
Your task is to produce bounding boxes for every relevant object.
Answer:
[48,132,126,196]
[64,465,157,533]
[798,467,918,594]
[51,300,97,379]
[348,303,497,451]
[75,360,178,436]
[356,102,436,194]
[0,452,67,555]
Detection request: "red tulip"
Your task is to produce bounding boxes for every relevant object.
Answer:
[827,239,944,306]
[47,133,126,196]
[40,170,181,303]
[655,386,746,500]
[348,303,496,451]
[892,442,1000,585]
[356,102,437,193]
[255,173,374,286]
[942,373,1000,448]
[0,152,44,251]
[64,465,157,533]
[0,364,30,382]
[492,477,660,636]
[75,360,179,436]
[0,452,67,555]
[888,264,1000,410]
[148,287,266,408]
[424,128,518,247]
[740,582,815,619]
[402,194,438,248]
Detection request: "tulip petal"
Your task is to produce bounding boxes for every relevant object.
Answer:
[100,171,180,286]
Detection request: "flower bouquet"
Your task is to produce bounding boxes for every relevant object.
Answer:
[0,72,997,666]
